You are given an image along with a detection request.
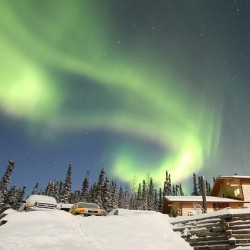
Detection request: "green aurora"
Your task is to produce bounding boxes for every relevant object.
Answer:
[0,1,221,186]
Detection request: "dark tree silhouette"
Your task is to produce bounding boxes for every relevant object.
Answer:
[62,163,72,203]
[192,173,199,196]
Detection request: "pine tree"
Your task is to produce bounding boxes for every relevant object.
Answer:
[141,180,147,210]
[58,180,64,202]
[136,183,142,209]
[71,190,80,203]
[53,181,60,202]
[192,173,198,196]
[0,160,15,212]
[163,170,172,196]
[32,182,39,195]
[154,189,158,211]
[118,186,124,208]
[124,186,130,209]
[0,160,15,195]
[62,163,72,203]
[129,194,136,210]
[94,168,105,208]
[111,180,118,210]
[172,185,176,196]
[147,178,154,210]
[158,187,163,211]
[102,177,112,212]
[45,181,55,197]
[5,186,19,210]
[88,184,97,203]
[206,180,211,195]
[80,171,90,202]
[179,183,184,196]
[198,176,202,195]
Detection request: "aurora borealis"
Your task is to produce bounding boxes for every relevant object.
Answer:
[0,1,250,192]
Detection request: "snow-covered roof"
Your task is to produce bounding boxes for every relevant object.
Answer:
[164,195,245,203]
[216,175,250,179]
[26,195,57,204]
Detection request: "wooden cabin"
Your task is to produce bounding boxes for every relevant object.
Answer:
[210,175,250,208]
[162,196,244,216]
[163,175,250,216]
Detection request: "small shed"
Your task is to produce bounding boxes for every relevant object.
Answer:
[162,196,245,217]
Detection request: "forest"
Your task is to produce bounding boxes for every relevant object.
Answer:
[0,160,213,214]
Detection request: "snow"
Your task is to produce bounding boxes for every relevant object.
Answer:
[0,209,193,250]
[165,195,245,203]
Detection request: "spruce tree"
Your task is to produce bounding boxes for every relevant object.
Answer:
[163,170,172,196]
[206,180,211,195]
[63,163,72,203]
[172,185,176,196]
[0,160,15,212]
[80,171,90,202]
[192,173,198,196]
[141,180,147,210]
[158,187,163,211]
[154,189,158,211]
[179,183,184,196]
[102,177,112,212]
[111,180,118,210]
[136,183,142,209]
[198,176,202,195]
[147,178,154,210]
[94,168,105,208]
[32,182,39,195]
[118,186,124,208]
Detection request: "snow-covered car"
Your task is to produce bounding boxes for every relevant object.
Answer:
[19,195,58,211]
[69,202,106,216]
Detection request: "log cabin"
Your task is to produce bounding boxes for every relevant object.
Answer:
[162,175,250,216]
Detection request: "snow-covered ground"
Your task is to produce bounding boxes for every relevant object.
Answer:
[0,208,193,250]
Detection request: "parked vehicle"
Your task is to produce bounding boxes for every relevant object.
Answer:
[19,195,58,211]
[69,202,106,216]
[57,203,74,212]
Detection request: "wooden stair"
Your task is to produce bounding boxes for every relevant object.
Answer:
[171,209,250,249]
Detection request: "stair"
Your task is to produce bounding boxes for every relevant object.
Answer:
[171,209,250,249]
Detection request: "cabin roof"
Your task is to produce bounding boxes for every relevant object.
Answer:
[164,196,245,203]
[210,175,250,195]
[216,175,250,179]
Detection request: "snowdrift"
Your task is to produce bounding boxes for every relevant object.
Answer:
[0,209,192,250]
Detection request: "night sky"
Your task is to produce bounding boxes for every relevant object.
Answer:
[0,0,250,194]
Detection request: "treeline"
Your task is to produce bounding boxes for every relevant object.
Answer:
[0,160,212,214]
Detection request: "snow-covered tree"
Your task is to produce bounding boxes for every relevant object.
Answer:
[141,180,147,210]
[111,180,118,210]
[163,170,172,196]
[158,187,163,211]
[102,177,112,212]
[80,171,90,201]
[0,160,15,212]
[147,178,154,210]
[32,182,39,195]
[94,168,105,208]
[136,183,142,209]
[118,186,125,208]
[62,163,72,203]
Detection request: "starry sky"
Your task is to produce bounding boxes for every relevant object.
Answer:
[0,0,249,194]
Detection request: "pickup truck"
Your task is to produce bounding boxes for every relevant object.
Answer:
[19,195,58,211]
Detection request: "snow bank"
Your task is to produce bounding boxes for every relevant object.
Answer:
[0,209,192,250]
